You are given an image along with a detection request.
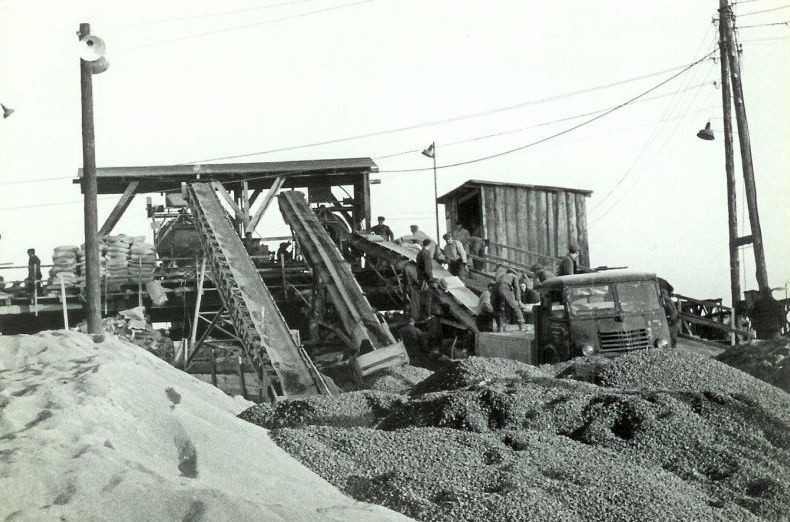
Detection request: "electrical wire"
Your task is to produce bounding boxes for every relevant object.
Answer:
[738,19,790,27]
[191,62,707,164]
[0,176,74,187]
[373,82,713,162]
[115,0,374,53]
[738,4,790,16]
[108,0,327,30]
[375,50,717,175]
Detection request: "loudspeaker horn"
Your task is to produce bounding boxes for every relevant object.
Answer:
[79,35,106,62]
[90,56,110,74]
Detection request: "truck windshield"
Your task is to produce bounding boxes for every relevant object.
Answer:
[616,282,662,313]
[567,285,617,316]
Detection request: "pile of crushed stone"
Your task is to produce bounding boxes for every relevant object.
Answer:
[368,365,434,395]
[242,353,790,521]
[716,338,790,393]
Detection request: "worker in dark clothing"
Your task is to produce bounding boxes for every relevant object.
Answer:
[497,268,525,330]
[415,239,434,321]
[657,277,679,347]
[558,245,590,276]
[399,317,426,355]
[371,216,394,241]
[276,241,292,262]
[476,282,498,332]
[26,248,42,294]
[749,288,785,340]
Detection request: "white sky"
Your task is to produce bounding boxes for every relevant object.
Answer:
[0,0,788,304]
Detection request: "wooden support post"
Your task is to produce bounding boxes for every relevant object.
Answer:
[211,181,242,220]
[237,356,247,400]
[249,187,263,207]
[210,346,217,387]
[241,181,251,231]
[247,176,285,233]
[98,181,139,236]
[189,258,207,355]
[59,275,69,329]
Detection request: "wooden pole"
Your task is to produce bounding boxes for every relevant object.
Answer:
[432,146,440,245]
[59,274,69,329]
[79,23,102,334]
[720,3,771,293]
[718,0,741,326]
[189,258,207,354]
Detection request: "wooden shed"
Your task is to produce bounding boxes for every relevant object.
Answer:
[437,180,593,269]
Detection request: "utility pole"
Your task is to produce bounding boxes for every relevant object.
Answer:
[79,22,102,334]
[718,0,741,309]
[719,1,771,293]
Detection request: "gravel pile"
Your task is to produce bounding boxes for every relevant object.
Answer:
[411,357,548,395]
[242,352,790,521]
[239,390,405,429]
[716,339,790,393]
[367,365,434,394]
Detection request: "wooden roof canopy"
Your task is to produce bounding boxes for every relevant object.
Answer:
[436,179,593,205]
[74,158,379,194]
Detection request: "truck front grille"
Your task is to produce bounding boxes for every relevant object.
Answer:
[599,329,651,353]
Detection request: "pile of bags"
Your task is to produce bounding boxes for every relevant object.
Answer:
[103,235,132,284]
[129,238,157,282]
[77,306,175,362]
[49,245,80,286]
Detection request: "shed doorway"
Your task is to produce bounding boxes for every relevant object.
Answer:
[456,190,482,237]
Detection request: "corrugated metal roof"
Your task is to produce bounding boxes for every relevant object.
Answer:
[436,179,593,204]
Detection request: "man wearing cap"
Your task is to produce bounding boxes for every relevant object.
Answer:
[26,248,42,295]
[371,216,394,241]
[442,233,467,277]
[558,245,590,276]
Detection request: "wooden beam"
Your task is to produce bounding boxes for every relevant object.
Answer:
[98,181,139,236]
[241,181,251,230]
[731,235,753,247]
[211,181,242,219]
[247,176,285,233]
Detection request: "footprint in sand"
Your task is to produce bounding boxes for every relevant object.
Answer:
[165,387,182,409]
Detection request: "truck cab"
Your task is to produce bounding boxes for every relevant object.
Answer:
[535,270,671,363]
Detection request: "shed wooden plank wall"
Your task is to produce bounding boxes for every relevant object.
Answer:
[473,184,590,270]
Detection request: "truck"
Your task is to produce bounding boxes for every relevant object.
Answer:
[476,270,672,364]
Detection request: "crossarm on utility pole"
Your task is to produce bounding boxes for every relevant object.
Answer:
[98,181,139,236]
[247,176,285,233]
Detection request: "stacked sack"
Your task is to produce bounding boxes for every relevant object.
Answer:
[49,245,79,286]
[129,236,157,282]
[103,234,133,284]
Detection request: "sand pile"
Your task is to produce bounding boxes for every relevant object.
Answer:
[716,338,790,393]
[247,352,790,522]
[0,331,411,521]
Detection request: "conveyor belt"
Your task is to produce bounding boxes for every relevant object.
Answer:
[278,191,399,352]
[348,232,480,333]
[187,183,325,399]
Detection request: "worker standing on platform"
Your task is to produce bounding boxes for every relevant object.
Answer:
[442,233,467,277]
[416,238,434,321]
[26,248,42,295]
[558,245,590,276]
[497,268,524,330]
[371,216,394,241]
[476,282,498,332]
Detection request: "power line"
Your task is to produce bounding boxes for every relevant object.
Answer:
[191,62,704,164]
[116,0,374,53]
[0,176,73,187]
[373,82,714,161]
[738,4,790,16]
[376,51,716,174]
[0,196,118,212]
[738,19,790,28]
[108,0,326,30]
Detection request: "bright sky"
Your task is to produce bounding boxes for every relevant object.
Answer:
[1,0,788,304]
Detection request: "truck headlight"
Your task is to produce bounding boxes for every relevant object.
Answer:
[654,338,669,349]
[581,344,594,356]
